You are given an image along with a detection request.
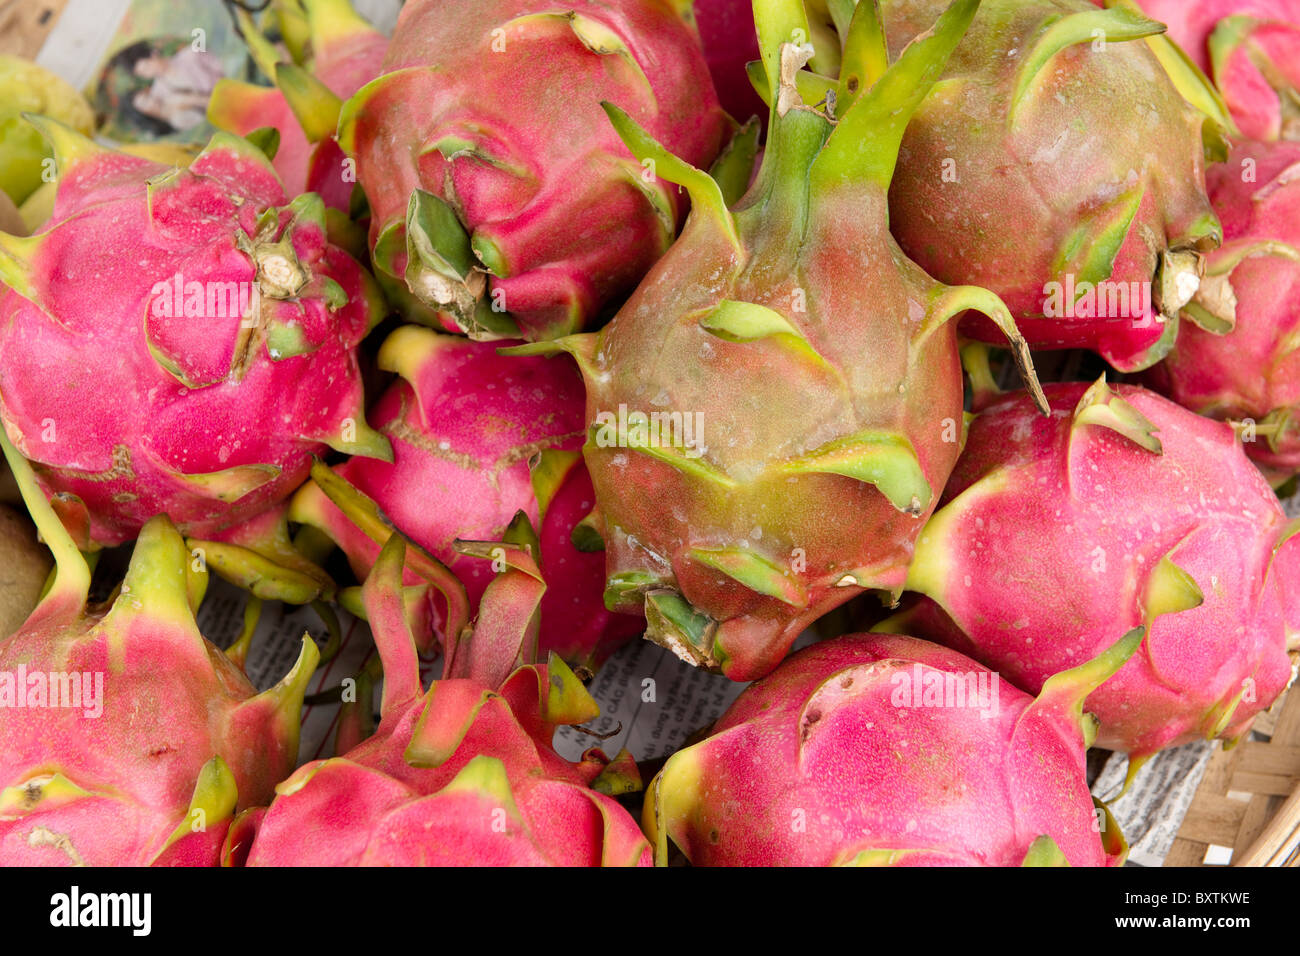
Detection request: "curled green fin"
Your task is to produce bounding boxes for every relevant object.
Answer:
[601,102,740,252]
[780,430,931,515]
[1021,835,1071,866]
[154,756,238,862]
[1031,626,1145,742]
[708,119,761,206]
[1142,555,1204,623]
[815,0,980,191]
[1072,375,1163,453]
[275,62,343,143]
[688,547,806,607]
[835,0,889,116]
[1010,6,1165,129]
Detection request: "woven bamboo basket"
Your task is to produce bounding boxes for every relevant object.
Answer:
[1166,683,1300,866]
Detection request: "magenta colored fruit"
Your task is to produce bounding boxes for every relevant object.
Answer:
[645,631,1134,867]
[291,326,643,672]
[884,0,1222,372]
[1130,0,1300,141]
[903,381,1299,766]
[231,534,651,867]
[0,435,317,866]
[1148,139,1300,484]
[336,0,731,340]
[0,119,389,550]
[521,0,1045,680]
[209,0,387,210]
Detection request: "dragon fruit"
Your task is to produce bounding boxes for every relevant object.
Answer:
[208,0,387,211]
[1127,0,1300,141]
[290,326,643,673]
[645,630,1135,866]
[1147,139,1300,484]
[516,0,1044,681]
[0,431,318,866]
[226,532,652,866]
[899,380,1299,772]
[335,0,731,340]
[0,119,389,557]
[880,0,1223,372]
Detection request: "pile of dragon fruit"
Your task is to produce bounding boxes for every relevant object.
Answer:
[0,0,1298,868]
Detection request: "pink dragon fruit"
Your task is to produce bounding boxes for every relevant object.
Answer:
[1147,139,1300,484]
[208,0,387,211]
[645,630,1136,866]
[335,0,731,340]
[516,0,1044,680]
[899,380,1299,773]
[0,118,389,555]
[289,325,643,673]
[1127,0,1300,141]
[227,532,651,866]
[0,431,318,866]
[882,0,1223,372]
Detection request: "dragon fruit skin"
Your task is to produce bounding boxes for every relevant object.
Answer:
[901,381,1299,766]
[335,0,731,341]
[290,326,643,672]
[231,534,652,867]
[1147,140,1300,483]
[0,434,318,867]
[208,0,387,209]
[1128,0,1300,141]
[519,0,1045,681]
[883,0,1222,372]
[693,0,766,126]
[645,631,1134,867]
[0,119,389,550]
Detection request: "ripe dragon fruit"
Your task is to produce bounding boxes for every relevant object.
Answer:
[879,0,1223,372]
[645,630,1136,866]
[335,0,731,340]
[1147,139,1300,485]
[208,0,387,211]
[515,0,1045,681]
[1126,0,1300,141]
[0,118,389,559]
[0,431,318,866]
[289,325,643,673]
[226,532,652,866]
[899,380,1299,773]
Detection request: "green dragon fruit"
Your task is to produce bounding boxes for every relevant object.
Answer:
[336,0,731,340]
[1146,139,1300,484]
[879,0,1224,372]
[208,0,387,211]
[225,532,651,866]
[0,430,318,866]
[0,55,94,206]
[0,119,389,578]
[898,380,1299,775]
[1127,0,1300,141]
[290,326,643,674]
[515,0,1044,681]
[645,630,1136,866]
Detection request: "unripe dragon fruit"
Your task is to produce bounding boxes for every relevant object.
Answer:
[1147,139,1300,484]
[0,119,390,554]
[208,0,387,211]
[645,631,1136,866]
[517,0,1045,681]
[227,533,651,866]
[899,380,1299,772]
[882,0,1224,372]
[1127,0,1300,141]
[336,0,731,340]
[290,325,643,673]
[0,433,318,866]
